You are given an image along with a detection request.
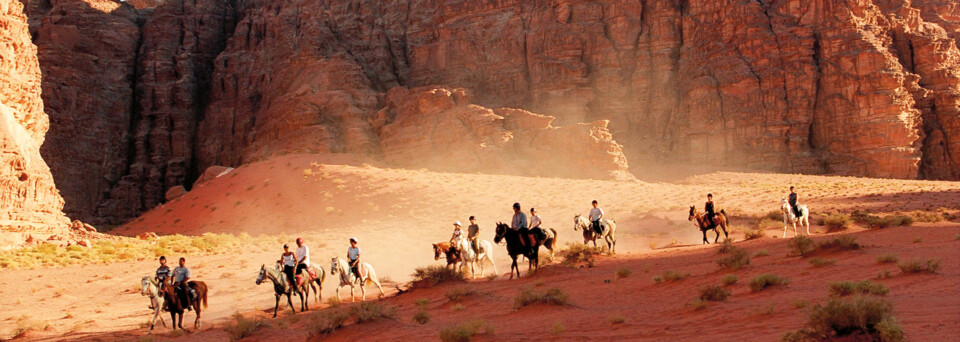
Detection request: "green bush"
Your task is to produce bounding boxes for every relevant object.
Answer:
[513,287,569,310]
[439,319,493,342]
[698,285,731,302]
[897,259,940,274]
[412,265,466,287]
[782,296,903,342]
[716,246,750,270]
[721,274,739,286]
[788,236,816,256]
[829,280,889,297]
[750,274,790,292]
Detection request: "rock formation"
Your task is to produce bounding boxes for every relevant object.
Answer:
[0,0,71,244]
[16,0,960,224]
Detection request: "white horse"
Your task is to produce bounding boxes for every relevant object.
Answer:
[574,214,617,253]
[140,276,166,332]
[330,257,384,302]
[453,237,497,279]
[781,197,810,237]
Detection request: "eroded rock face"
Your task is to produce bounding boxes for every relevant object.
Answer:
[0,0,70,241]
[20,0,960,225]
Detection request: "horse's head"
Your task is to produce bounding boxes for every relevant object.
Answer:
[256,264,266,285]
[433,243,442,260]
[780,197,789,211]
[493,222,508,244]
[688,206,696,221]
[330,257,339,275]
[140,276,151,296]
[573,214,582,231]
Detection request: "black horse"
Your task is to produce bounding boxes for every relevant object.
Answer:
[494,222,545,279]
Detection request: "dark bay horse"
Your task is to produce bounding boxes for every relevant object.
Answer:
[494,222,545,279]
[688,206,730,244]
[160,280,208,331]
[432,242,461,268]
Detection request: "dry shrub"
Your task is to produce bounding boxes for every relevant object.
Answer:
[688,299,709,311]
[560,244,603,266]
[754,249,769,257]
[910,211,942,223]
[749,274,790,292]
[716,246,750,270]
[513,287,569,310]
[823,214,850,231]
[412,310,430,324]
[721,274,739,286]
[309,309,349,336]
[829,280,889,297]
[788,236,816,257]
[444,286,476,303]
[607,315,626,324]
[744,228,765,240]
[782,296,903,342]
[653,270,689,284]
[875,254,898,264]
[225,312,265,341]
[350,302,396,323]
[817,235,861,251]
[897,259,940,274]
[439,319,493,342]
[763,210,784,221]
[698,285,731,302]
[852,212,913,229]
[615,267,632,279]
[412,265,465,287]
[808,257,836,268]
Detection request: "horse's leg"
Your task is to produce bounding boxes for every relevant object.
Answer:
[273,294,280,318]
[714,228,720,243]
[350,284,356,302]
[793,220,799,237]
[360,283,367,302]
[783,214,789,238]
[194,301,201,329]
[286,293,296,315]
[702,230,708,244]
[804,215,811,235]
[376,280,385,298]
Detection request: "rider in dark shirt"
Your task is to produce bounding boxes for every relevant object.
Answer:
[155,256,170,284]
[704,193,716,227]
[788,186,800,217]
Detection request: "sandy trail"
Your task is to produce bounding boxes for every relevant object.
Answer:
[1,154,957,341]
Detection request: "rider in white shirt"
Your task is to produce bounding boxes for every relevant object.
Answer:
[450,221,463,244]
[295,237,310,278]
[589,200,604,235]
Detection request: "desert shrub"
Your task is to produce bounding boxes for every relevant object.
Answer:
[754,249,769,257]
[615,267,632,279]
[444,286,476,303]
[309,309,349,335]
[823,214,850,231]
[551,321,565,335]
[763,210,783,221]
[653,270,689,284]
[451,304,465,312]
[721,274,739,286]
[744,228,765,240]
[225,312,265,341]
[829,280,889,297]
[912,236,922,244]
[412,265,465,287]
[875,254,898,264]
[788,236,816,256]
[782,296,903,342]
[750,274,790,292]
[808,257,836,268]
[897,258,940,274]
[698,285,731,302]
[560,244,603,266]
[439,319,493,342]
[759,218,782,230]
[689,299,709,311]
[716,246,750,270]
[717,238,735,254]
[513,287,569,310]
[817,235,860,251]
[413,310,430,324]
[325,296,341,308]
[607,315,626,324]
[792,299,810,309]
[910,211,942,223]
[350,302,396,323]
[852,212,913,229]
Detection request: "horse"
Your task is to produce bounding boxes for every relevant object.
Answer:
[781,197,811,237]
[330,256,385,302]
[432,242,462,268]
[159,280,208,331]
[297,263,326,304]
[688,206,729,244]
[139,276,166,332]
[573,214,617,253]
[494,222,544,279]
[256,263,309,318]
[452,236,497,279]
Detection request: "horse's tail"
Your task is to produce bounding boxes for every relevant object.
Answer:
[549,228,558,248]
[201,282,208,308]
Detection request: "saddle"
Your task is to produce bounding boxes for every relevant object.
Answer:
[295,266,319,286]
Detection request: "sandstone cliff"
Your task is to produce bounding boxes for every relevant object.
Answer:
[0,0,71,243]
[19,0,960,225]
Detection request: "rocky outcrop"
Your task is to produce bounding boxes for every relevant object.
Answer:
[0,0,71,243]
[19,0,960,224]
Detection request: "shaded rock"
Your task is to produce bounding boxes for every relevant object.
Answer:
[164,185,186,201]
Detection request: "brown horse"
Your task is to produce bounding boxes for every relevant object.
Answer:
[160,280,208,331]
[432,242,461,268]
[688,206,729,244]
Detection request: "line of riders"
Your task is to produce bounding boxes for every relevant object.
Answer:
[148,187,806,311]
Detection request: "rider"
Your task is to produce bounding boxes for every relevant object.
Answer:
[295,237,310,283]
[467,216,480,254]
[704,193,716,227]
[511,202,530,250]
[172,257,194,311]
[279,244,298,293]
[347,237,362,283]
[450,221,463,245]
[150,256,171,310]
[788,186,801,218]
[529,207,544,241]
[589,200,604,236]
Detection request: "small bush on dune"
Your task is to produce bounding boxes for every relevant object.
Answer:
[698,285,731,302]
[852,211,914,229]
[875,254,898,264]
[750,274,790,292]
[829,280,889,297]
[413,310,430,324]
[817,235,860,252]
[716,246,750,270]
[788,236,816,256]
[444,286,476,303]
[607,315,626,324]
[808,257,836,268]
[759,218,782,230]
[560,244,604,266]
[763,210,783,221]
[910,211,942,223]
[897,259,940,274]
[824,214,850,231]
[615,267,632,279]
[653,270,689,284]
[721,274,739,286]
[439,319,493,342]
[225,312,265,341]
[782,296,903,342]
[513,287,569,310]
[744,228,764,240]
[551,321,565,335]
[688,299,709,311]
[412,265,465,287]
[325,297,341,308]
[717,238,735,254]
[350,302,396,323]
[754,249,769,257]
[309,309,349,336]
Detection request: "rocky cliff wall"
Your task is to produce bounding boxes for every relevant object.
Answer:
[19,0,960,224]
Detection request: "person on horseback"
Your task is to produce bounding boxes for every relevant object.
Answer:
[172,257,195,311]
[511,202,531,251]
[279,244,298,294]
[150,256,171,310]
[589,200,604,236]
[295,237,310,284]
[529,207,546,242]
[788,186,801,218]
[467,216,480,254]
[347,237,362,284]
[450,221,464,244]
[704,194,716,227]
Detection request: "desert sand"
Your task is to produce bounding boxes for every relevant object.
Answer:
[1,154,957,341]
